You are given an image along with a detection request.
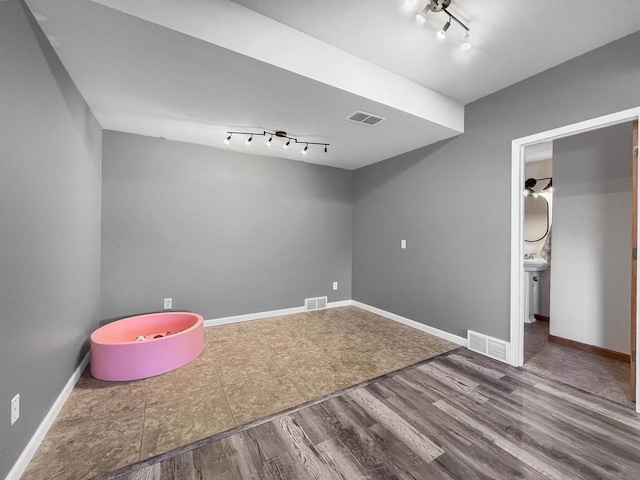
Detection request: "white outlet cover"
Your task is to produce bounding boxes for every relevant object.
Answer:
[11,394,19,425]
[333,282,338,290]
[163,298,172,310]
[401,239,407,249]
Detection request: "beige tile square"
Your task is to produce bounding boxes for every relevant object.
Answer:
[257,331,303,350]
[283,361,357,401]
[146,362,222,405]
[23,408,145,480]
[268,345,332,368]
[328,351,391,383]
[205,323,248,339]
[58,369,147,421]
[223,375,306,425]
[215,353,282,386]
[205,338,267,362]
[141,389,235,459]
[188,347,219,369]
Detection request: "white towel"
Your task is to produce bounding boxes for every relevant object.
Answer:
[540,228,552,262]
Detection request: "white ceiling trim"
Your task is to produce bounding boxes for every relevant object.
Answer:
[90,0,464,133]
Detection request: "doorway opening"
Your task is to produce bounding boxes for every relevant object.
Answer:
[510,107,640,412]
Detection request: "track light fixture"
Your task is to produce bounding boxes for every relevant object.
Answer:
[461,32,472,50]
[417,0,472,50]
[437,17,451,39]
[225,130,329,154]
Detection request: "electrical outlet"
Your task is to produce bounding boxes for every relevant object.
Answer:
[163,298,172,310]
[401,239,407,249]
[11,394,19,425]
[333,281,338,290]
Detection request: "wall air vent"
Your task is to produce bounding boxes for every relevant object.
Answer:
[468,331,487,354]
[467,330,509,363]
[346,110,386,127]
[305,296,328,311]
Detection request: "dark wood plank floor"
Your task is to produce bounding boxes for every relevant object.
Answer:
[110,350,640,480]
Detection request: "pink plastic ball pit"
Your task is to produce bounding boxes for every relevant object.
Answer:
[90,312,204,381]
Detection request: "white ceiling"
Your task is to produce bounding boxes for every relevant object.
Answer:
[24,0,640,170]
[233,0,640,104]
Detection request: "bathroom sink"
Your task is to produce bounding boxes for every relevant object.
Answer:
[524,258,549,272]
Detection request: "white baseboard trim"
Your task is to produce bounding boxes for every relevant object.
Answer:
[204,300,467,348]
[6,351,90,480]
[351,301,468,347]
[325,300,352,308]
[203,300,353,328]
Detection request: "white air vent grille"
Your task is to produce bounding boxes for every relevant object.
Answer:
[468,332,487,353]
[467,330,509,363]
[305,296,328,311]
[487,339,507,361]
[346,110,386,127]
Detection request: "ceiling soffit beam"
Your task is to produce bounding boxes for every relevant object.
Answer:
[90,0,464,133]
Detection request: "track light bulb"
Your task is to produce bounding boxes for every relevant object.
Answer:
[415,12,426,24]
[284,139,290,150]
[224,134,232,144]
[245,135,253,145]
[461,32,472,50]
[324,145,328,153]
[302,144,308,155]
[266,135,272,146]
[437,20,450,39]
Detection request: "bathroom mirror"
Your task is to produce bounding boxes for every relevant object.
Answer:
[524,195,550,242]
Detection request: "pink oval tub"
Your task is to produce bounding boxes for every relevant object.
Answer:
[90,312,204,381]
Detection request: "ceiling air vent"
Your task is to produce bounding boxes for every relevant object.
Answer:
[346,110,386,127]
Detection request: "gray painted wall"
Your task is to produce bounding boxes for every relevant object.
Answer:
[353,31,640,341]
[551,123,632,353]
[100,131,352,321]
[0,1,102,477]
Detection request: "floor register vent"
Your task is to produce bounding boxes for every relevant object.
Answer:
[305,296,328,311]
[467,330,508,362]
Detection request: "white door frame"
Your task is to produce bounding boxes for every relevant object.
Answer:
[509,106,640,412]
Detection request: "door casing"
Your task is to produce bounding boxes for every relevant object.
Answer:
[509,106,640,412]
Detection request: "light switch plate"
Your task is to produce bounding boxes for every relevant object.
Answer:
[11,394,19,425]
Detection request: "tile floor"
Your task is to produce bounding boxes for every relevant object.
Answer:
[22,306,459,480]
[523,320,632,407]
